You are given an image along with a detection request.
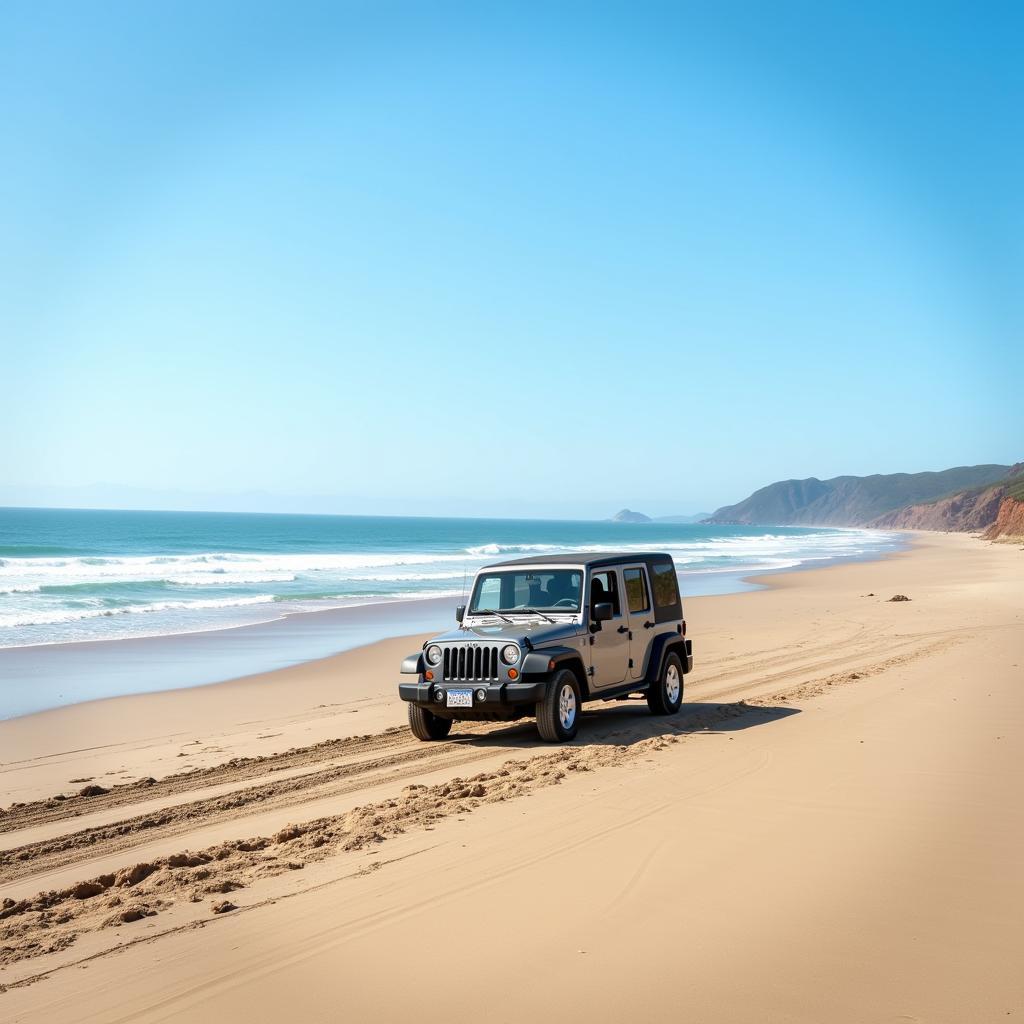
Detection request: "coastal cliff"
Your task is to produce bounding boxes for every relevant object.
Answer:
[869,484,1007,532]
[706,464,1011,527]
[707,462,1023,536]
[983,494,1024,541]
[872,464,1024,536]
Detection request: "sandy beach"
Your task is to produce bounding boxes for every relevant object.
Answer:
[1,532,1021,1022]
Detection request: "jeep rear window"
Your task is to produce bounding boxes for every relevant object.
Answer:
[469,570,583,614]
[651,562,681,609]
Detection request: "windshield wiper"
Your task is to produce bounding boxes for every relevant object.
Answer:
[476,608,513,623]
[514,607,555,622]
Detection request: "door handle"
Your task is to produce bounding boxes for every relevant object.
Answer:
[617,625,629,634]
[644,621,655,629]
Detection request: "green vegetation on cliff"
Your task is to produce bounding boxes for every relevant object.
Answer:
[707,465,1013,527]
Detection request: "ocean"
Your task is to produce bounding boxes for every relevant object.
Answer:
[0,507,901,648]
[0,508,901,717]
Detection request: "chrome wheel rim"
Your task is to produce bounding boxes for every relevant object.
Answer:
[558,683,577,730]
[666,664,681,703]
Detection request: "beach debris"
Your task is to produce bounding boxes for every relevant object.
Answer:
[888,594,911,602]
[211,900,237,914]
[104,904,157,927]
[166,852,212,868]
[78,784,109,797]
[71,881,106,900]
[205,879,244,894]
[116,862,156,887]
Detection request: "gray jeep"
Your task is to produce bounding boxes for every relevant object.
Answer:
[398,552,693,742]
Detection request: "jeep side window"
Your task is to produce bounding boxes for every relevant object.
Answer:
[623,567,650,614]
[589,570,621,615]
[651,561,681,609]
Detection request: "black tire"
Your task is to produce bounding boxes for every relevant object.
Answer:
[647,652,684,716]
[535,669,581,742]
[408,703,453,741]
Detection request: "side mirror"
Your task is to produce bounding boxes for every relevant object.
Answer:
[592,602,613,623]
[455,604,466,623]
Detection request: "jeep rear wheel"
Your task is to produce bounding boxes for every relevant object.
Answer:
[535,669,581,742]
[408,703,453,741]
[647,652,684,716]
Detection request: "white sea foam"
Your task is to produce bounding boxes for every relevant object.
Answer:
[0,530,883,587]
[162,572,298,586]
[0,594,276,630]
[0,527,899,649]
[0,550,471,588]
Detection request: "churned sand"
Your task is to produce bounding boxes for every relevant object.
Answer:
[1,532,1021,1022]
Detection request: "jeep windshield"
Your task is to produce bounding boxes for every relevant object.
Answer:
[468,569,583,615]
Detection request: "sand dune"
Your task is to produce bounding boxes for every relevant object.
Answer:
[1,533,1021,1021]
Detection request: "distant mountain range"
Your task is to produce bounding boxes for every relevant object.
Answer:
[608,509,711,524]
[607,462,1024,539]
[704,462,1024,538]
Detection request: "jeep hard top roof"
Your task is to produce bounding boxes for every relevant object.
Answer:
[484,552,674,570]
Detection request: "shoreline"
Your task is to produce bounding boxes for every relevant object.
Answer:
[0,530,939,801]
[2,511,894,654]
[0,528,907,721]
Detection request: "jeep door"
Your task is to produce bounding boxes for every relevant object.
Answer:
[621,563,654,680]
[587,568,629,688]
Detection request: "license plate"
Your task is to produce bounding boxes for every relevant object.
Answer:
[446,688,473,708]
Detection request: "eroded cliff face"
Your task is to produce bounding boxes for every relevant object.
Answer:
[869,463,1024,535]
[870,486,1006,532]
[706,465,1012,527]
[983,497,1024,541]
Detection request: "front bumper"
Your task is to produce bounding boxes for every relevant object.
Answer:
[398,679,547,708]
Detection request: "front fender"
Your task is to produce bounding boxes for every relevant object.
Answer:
[401,652,425,675]
[521,646,591,698]
[520,646,579,676]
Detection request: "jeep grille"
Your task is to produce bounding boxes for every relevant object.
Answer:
[443,644,499,681]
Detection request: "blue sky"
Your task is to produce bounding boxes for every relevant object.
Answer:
[2,1,1021,518]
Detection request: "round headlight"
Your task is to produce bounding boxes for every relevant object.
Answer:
[501,644,521,665]
[425,645,443,666]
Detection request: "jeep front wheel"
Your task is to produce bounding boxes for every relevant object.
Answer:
[408,703,453,741]
[647,652,684,716]
[535,669,581,742]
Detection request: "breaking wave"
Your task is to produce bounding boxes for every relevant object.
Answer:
[0,595,276,630]
[0,519,899,649]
